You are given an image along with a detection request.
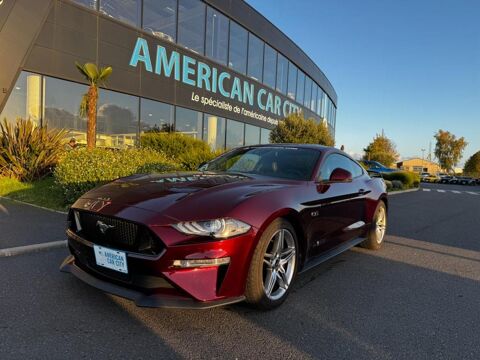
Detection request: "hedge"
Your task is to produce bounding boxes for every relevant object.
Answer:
[54,148,178,203]
[384,179,393,190]
[141,132,220,170]
[382,171,420,188]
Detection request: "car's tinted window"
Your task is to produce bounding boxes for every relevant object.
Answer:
[319,153,364,181]
[206,147,321,181]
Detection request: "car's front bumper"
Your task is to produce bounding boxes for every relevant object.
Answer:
[60,255,245,309]
[62,227,257,308]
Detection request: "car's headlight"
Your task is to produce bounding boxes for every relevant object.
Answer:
[172,218,251,239]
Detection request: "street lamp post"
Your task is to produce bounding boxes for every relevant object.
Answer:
[421,148,426,173]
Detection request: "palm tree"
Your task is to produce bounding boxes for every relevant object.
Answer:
[75,62,112,149]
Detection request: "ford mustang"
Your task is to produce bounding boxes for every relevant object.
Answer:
[61,144,388,310]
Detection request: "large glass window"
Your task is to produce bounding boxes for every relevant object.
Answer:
[228,22,248,74]
[263,44,277,89]
[326,98,332,122]
[226,119,244,149]
[317,88,324,116]
[260,128,271,144]
[72,0,97,9]
[178,0,205,54]
[296,71,305,105]
[143,0,177,42]
[205,7,229,65]
[43,76,88,143]
[244,124,260,146]
[247,34,264,82]
[276,54,288,95]
[311,84,318,113]
[175,106,202,139]
[100,0,141,27]
[97,89,139,148]
[303,77,312,109]
[0,72,41,126]
[140,98,174,133]
[287,62,297,100]
[203,114,225,150]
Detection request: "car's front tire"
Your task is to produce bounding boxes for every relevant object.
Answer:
[360,200,387,250]
[245,218,298,310]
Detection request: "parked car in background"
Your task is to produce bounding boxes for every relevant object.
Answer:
[457,177,476,186]
[420,172,431,182]
[423,174,440,183]
[439,175,454,184]
[360,160,396,174]
[61,144,388,310]
[448,176,460,185]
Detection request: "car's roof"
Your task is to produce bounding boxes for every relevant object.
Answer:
[246,143,332,151]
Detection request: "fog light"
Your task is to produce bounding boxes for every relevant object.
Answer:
[172,257,230,268]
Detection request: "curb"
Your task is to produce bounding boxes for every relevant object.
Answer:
[388,187,420,196]
[0,196,68,215]
[0,240,67,257]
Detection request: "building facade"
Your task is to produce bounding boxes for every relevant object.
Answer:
[0,0,337,150]
[396,158,443,174]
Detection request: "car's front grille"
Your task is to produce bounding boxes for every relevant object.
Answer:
[68,210,163,255]
[79,212,138,248]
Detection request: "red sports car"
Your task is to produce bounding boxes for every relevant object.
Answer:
[61,144,388,309]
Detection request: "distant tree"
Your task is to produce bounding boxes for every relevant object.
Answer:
[463,151,480,177]
[270,112,335,146]
[75,62,112,150]
[362,132,399,167]
[434,130,467,173]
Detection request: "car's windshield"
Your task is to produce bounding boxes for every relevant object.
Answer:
[205,147,321,181]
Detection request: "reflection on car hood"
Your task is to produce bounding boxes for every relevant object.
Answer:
[75,171,291,218]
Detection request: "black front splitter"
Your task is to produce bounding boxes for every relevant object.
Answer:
[60,255,245,309]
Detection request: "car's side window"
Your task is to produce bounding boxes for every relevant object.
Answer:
[319,153,364,181]
[350,159,364,178]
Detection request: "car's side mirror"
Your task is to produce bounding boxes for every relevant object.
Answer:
[329,168,352,182]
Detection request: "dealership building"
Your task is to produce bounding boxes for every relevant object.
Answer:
[0,0,337,149]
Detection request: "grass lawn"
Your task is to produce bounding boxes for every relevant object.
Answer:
[0,176,68,212]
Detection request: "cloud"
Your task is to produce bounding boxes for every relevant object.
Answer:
[346,151,363,160]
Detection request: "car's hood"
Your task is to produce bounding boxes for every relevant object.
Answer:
[73,172,293,222]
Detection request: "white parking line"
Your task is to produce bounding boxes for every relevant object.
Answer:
[0,240,67,257]
[423,188,480,196]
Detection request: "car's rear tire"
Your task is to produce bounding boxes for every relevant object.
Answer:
[245,218,298,310]
[360,201,387,250]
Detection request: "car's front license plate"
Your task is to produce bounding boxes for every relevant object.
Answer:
[93,245,128,274]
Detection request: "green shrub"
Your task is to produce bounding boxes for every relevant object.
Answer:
[141,132,220,170]
[54,148,178,203]
[384,179,393,190]
[0,119,69,182]
[382,171,420,188]
[270,112,335,146]
[391,180,403,189]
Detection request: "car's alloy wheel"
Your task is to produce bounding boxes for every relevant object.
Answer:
[360,200,387,250]
[245,219,298,309]
[262,229,296,301]
[374,205,387,244]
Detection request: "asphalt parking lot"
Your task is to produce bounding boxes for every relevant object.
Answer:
[1,183,479,360]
